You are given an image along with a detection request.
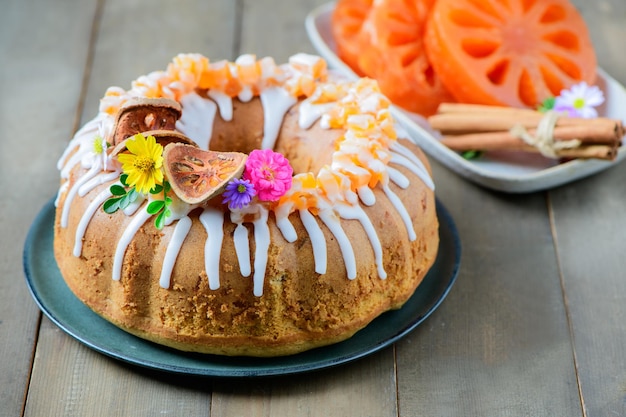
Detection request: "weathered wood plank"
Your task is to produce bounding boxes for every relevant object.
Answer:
[210,351,397,417]
[396,170,582,416]
[240,0,325,63]
[212,1,399,415]
[550,3,626,416]
[0,0,97,416]
[25,1,235,415]
[26,318,211,416]
[80,0,239,122]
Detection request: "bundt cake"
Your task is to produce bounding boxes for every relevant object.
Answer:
[54,53,439,357]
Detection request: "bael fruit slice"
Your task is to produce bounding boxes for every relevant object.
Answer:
[112,97,182,145]
[163,143,247,204]
[331,0,374,75]
[424,0,597,108]
[357,0,454,116]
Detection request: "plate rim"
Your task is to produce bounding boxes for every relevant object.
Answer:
[23,197,460,378]
[305,2,626,193]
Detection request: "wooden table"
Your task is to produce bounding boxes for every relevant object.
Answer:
[3,0,626,415]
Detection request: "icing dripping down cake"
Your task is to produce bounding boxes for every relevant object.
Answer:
[54,53,439,357]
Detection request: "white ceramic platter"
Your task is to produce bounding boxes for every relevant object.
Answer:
[305,2,626,193]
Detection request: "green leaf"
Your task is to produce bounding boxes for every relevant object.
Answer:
[461,150,482,160]
[164,208,171,218]
[103,197,121,214]
[110,184,127,196]
[154,211,166,229]
[538,97,555,113]
[119,193,133,210]
[165,196,172,206]
[151,184,163,194]
[127,188,138,204]
[120,173,129,187]
[164,181,171,193]
[147,200,165,215]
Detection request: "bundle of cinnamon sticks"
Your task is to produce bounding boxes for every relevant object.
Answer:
[427,103,625,160]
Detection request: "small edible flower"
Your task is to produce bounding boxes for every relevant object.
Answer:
[243,149,293,202]
[553,82,604,118]
[92,135,110,170]
[222,178,256,209]
[117,133,164,194]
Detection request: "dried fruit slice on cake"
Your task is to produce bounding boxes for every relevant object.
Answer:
[112,98,182,145]
[424,0,597,107]
[163,143,247,204]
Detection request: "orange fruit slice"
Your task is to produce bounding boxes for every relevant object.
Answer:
[357,0,454,116]
[424,0,597,108]
[163,143,247,204]
[331,0,374,76]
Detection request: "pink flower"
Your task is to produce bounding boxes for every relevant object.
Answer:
[243,149,293,201]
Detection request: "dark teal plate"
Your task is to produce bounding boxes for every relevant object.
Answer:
[24,198,460,377]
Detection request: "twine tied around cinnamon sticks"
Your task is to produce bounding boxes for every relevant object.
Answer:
[428,103,625,160]
[510,111,581,158]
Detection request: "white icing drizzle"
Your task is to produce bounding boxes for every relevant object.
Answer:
[208,90,233,121]
[61,163,101,228]
[238,87,254,103]
[73,188,112,256]
[259,87,297,149]
[318,209,357,279]
[298,99,334,129]
[335,203,386,279]
[159,216,192,289]
[234,55,256,102]
[78,171,120,197]
[275,216,298,243]
[299,209,327,274]
[233,223,251,277]
[57,115,103,175]
[58,53,437,298]
[175,91,217,150]
[55,181,69,207]
[387,167,410,189]
[251,207,270,296]
[356,186,376,206]
[390,141,434,190]
[230,204,272,295]
[382,184,416,241]
[199,208,225,290]
[112,206,152,281]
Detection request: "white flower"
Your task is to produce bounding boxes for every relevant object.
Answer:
[92,135,110,171]
[554,82,604,118]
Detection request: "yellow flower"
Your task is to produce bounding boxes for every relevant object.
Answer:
[117,133,164,194]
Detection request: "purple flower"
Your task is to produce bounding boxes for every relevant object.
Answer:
[222,178,256,209]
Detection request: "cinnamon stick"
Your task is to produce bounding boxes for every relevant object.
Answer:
[440,134,618,160]
[428,111,623,138]
[430,102,624,161]
[439,125,620,147]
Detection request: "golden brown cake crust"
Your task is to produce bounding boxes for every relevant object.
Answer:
[55,139,437,356]
[53,54,439,357]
